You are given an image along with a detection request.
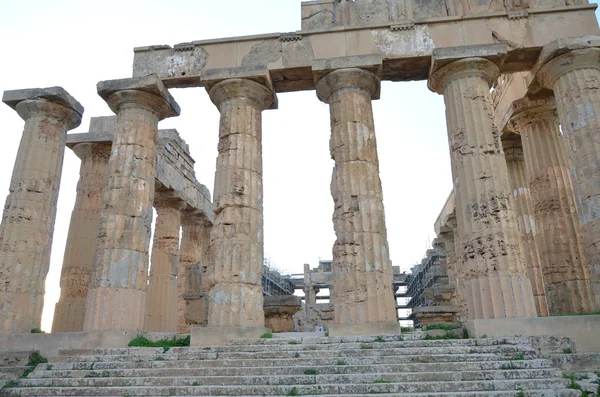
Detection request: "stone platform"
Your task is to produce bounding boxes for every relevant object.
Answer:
[465,315,600,352]
[0,334,585,396]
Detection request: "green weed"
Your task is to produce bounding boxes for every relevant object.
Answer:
[128,335,190,349]
[286,387,300,396]
[260,333,273,339]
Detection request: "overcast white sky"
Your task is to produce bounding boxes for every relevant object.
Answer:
[1,1,597,331]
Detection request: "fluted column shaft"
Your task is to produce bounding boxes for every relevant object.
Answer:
[510,100,594,314]
[503,138,549,316]
[177,216,211,333]
[538,48,600,310]
[316,68,396,325]
[84,76,179,331]
[52,143,111,332]
[207,79,275,328]
[429,58,537,319]
[0,88,82,334]
[145,198,184,332]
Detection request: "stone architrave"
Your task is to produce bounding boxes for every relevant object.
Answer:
[177,215,211,333]
[502,136,549,316]
[508,98,595,314]
[0,87,83,334]
[203,78,275,337]
[52,142,111,332]
[316,68,398,335]
[83,75,180,332]
[429,58,537,320]
[145,194,186,332]
[536,40,600,310]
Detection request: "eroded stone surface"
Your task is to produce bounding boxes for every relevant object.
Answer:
[0,87,82,334]
[536,44,600,311]
[316,68,396,326]
[430,58,536,319]
[502,136,549,316]
[52,143,111,332]
[145,194,185,332]
[83,77,179,332]
[177,216,212,333]
[508,98,595,315]
[206,78,275,328]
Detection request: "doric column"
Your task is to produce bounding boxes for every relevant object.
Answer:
[145,195,185,332]
[316,68,398,335]
[205,78,275,332]
[0,87,83,334]
[83,75,180,331]
[177,215,211,333]
[502,136,549,316]
[537,44,600,310]
[52,143,111,332]
[508,98,595,314]
[429,58,537,319]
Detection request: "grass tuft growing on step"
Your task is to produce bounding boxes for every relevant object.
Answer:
[128,335,190,349]
[423,333,462,340]
[336,360,347,366]
[304,369,319,375]
[423,323,461,331]
[563,373,590,396]
[260,333,273,339]
[2,380,18,389]
[30,328,45,333]
[20,352,48,378]
[374,336,386,342]
[286,387,300,396]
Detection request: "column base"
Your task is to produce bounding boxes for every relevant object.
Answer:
[328,322,400,337]
[190,326,271,347]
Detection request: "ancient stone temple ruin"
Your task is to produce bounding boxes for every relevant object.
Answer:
[1,0,600,349]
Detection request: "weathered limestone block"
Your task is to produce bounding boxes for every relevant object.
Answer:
[84,75,180,332]
[502,136,549,316]
[52,142,111,332]
[536,39,600,310]
[508,97,596,314]
[316,68,397,327]
[0,87,83,334]
[429,57,537,319]
[206,78,275,329]
[177,215,212,333]
[145,195,185,332]
[263,295,302,333]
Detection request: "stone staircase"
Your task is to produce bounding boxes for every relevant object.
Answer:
[0,335,582,396]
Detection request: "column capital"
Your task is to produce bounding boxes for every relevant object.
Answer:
[506,97,558,135]
[537,47,600,89]
[429,58,500,94]
[2,86,83,130]
[97,74,180,120]
[71,142,112,160]
[208,78,275,111]
[315,68,380,104]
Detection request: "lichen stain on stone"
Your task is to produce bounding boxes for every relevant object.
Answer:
[372,26,434,58]
[241,41,282,67]
[282,37,315,68]
[165,47,207,78]
[566,103,597,132]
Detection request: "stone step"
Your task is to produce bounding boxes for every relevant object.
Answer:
[50,345,534,363]
[0,365,28,380]
[0,393,582,397]
[42,353,538,370]
[58,338,522,356]
[16,368,560,387]
[29,359,553,378]
[0,379,573,396]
